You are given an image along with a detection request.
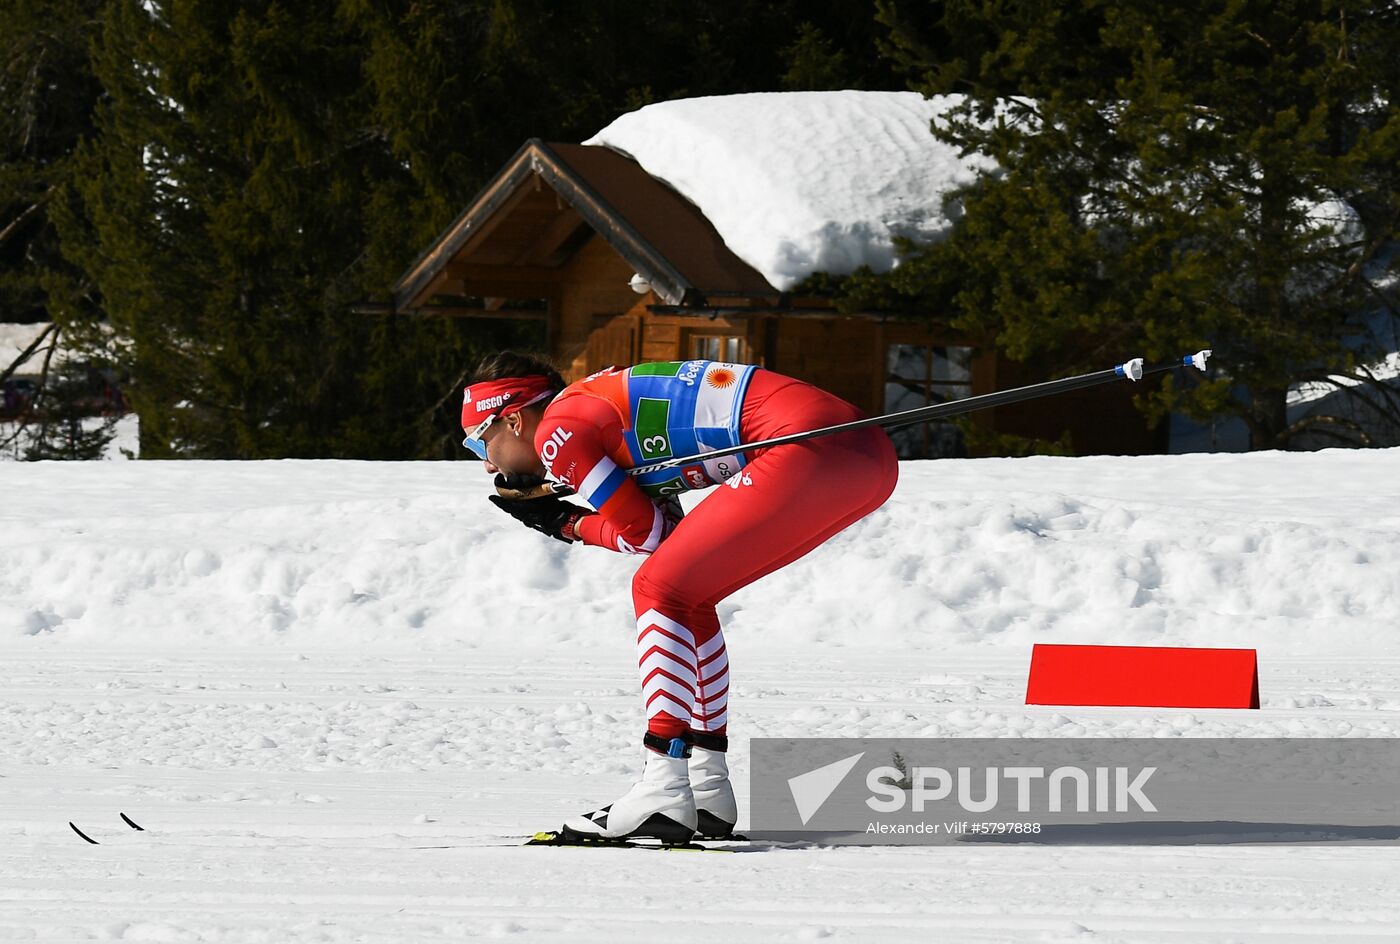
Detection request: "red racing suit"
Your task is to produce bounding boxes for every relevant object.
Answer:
[535,361,898,739]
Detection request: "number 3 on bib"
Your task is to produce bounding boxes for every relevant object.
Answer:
[635,397,673,460]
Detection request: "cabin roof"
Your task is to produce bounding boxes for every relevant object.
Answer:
[392,139,776,311]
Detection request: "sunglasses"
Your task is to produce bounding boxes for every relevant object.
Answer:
[460,389,552,460]
[462,413,497,460]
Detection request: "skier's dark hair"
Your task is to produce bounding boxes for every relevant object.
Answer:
[469,351,566,401]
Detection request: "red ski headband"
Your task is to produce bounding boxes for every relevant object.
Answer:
[460,375,557,432]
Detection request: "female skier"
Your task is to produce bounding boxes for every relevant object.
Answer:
[462,351,898,843]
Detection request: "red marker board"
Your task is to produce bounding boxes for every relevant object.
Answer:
[1025,644,1259,709]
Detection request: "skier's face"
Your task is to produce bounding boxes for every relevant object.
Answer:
[479,408,546,478]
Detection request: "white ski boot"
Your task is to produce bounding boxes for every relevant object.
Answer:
[562,734,698,844]
[690,732,738,839]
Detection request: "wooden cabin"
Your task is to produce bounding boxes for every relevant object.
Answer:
[391,139,1164,457]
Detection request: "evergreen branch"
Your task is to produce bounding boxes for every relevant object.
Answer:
[998,94,1155,204]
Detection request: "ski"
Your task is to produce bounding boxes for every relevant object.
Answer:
[68,813,145,844]
[523,829,748,852]
[68,816,753,851]
[68,822,99,844]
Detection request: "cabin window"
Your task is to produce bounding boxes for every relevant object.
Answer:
[689,334,749,364]
[885,344,973,458]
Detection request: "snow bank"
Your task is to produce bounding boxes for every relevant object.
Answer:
[584,91,994,291]
[3,449,1398,656]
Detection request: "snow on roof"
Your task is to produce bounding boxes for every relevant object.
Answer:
[1289,351,1400,407]
[584,91,993,292]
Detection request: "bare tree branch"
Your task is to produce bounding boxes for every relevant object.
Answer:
[0,188,53,248]
[18,324,64,455]
[1289,368,1400,435]
[0,324,61,453]
[1280,412,1372,446]
[0,322,57,386]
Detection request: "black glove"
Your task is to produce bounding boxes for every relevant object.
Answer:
[493,472,576,501]
[488,493,590,543]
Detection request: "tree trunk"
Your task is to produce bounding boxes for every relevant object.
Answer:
[1248,386,1288,450]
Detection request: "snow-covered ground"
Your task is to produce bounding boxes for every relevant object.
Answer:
[4,450,1400,941]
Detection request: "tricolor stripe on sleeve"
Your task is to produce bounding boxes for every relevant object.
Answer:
[577,456,628,511]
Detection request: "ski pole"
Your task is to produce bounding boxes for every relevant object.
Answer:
[627,350,1212,477]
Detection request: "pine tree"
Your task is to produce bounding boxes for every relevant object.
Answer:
[56,1,524,458]
[861,0,1400,449]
